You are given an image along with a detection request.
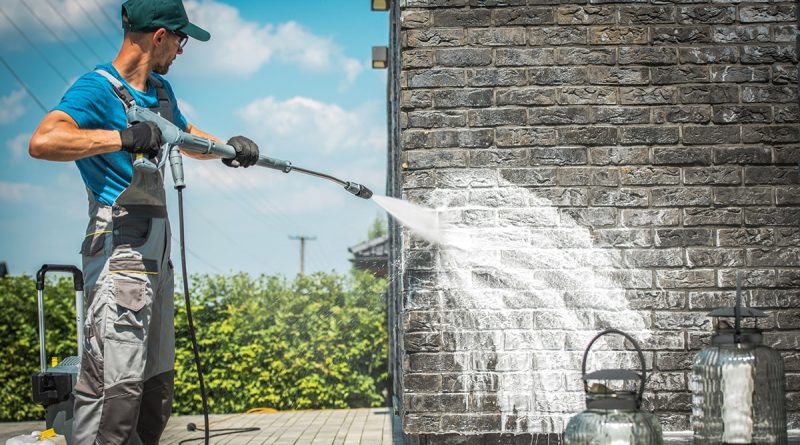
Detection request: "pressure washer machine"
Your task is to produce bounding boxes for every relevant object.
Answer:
[30,264,84,445]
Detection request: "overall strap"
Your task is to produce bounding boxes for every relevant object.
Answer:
[94,69,175,124]
[95,69,136,112]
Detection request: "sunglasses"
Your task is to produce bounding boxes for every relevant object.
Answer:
[171,30,188,49]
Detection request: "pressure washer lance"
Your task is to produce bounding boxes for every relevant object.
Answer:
[125,104,372,445]
[127,105,373,199]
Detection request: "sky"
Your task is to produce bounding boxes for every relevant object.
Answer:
[0,0,390,278]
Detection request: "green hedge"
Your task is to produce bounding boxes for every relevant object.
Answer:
[0,270,388,421]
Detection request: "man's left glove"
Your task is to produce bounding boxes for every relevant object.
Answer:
[222,136,259,168]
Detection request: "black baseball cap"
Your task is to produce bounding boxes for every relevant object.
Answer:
[122,0,210,42]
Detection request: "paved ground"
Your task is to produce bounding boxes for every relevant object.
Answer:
[0,408,396,445]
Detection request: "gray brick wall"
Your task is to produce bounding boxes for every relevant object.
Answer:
[387,0,799,441]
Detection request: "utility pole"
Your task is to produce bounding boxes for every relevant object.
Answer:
[289,235,316,274]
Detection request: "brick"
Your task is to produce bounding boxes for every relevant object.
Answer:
[468,188,528,207]
[404,0,468,6]
[774,25,799,43]
[556,6,615,25]
[527,187,590,206]
[500,168,556,187]
[626,248,684,267]
[652,187,712,206]
[436,169,498,188]
[589,67,649,85]
[497,208,559,226]
[590,26,649,45]
[528,27,587,46]
[589,146,650,165]
[679,85,738,104]
[622,209,681,227]
[408,110,467,128]
[745,166,799,185]
[497,88,556,106]
[777,187,800,205]
[655,228,713,247]
[404,170,436,188]
[593,229,653,248]
[406,332,443,352]
[557,48,616,65]
[529,147,587,166]
[684,207,742,225]
[528,67,588,85]
[403,50,435,68]
[714,146,771,164]
[678,6,735,24]
[775,105,800,123]
[423,129,495,148]
[709,66,770,83]
[560,87,617,105]
[619,6,674,24]
[627,290,685,310]
[470,149,529,168]
[558,127,618,145]
[591,106,650,125]
[496,127,557,147]
[467,69,527,87]
[773,65,799,85]
[718,228,776,247]
[741,45,797,64]
[619,127,680,145]
[407,150,469,169]
[651,26,712,45]
[493,7,555,26]
[683,126,740,145]
[433,89,493,108]
[687,248,745,267]
[620,166,680,185]
[739,5,797,23]
[442,331,504,351]
[748,248,800,267]
[683,166,740,184]
[560,207,618,227]
[712,25,770,43]
[653,106,711,124]
[409,69,466,88]
[436,49,493,67]
[590,188,649,207]
[619,47,677,65]
[742,125,800,144]
[742,86,798,103]
[402,90,433,110]
[467,28,526,46]
[407,29,465,47]
[528,107,589,125]
[654,146,715,166]
[441,372,498,393]
[620,87,676,105]
[405,373,442,392]
[713,187,771,206]
[652,66,708,84]
[656,270,716,289]
[468,108,527,127]
[496,48,555,67]
[432,9,492,27]
[712,105,771,124]
[774,146,800,164]
[678,46,739,64]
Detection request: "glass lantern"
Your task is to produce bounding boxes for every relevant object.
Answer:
[564,329,663,445]
[691,274,787,444]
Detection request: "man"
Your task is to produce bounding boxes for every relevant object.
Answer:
[28,0,258,443]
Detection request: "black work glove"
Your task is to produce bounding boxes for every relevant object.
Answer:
[119,121,162,158]
[222,136,259,168]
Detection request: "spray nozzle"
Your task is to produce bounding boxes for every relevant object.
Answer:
[345,182,373,199]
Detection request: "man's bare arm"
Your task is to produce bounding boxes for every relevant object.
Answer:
[29,111,122,161]
[181,122,222,160]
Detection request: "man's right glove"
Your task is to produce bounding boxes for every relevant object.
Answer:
[222,136,259,168]
[119,121,163,158]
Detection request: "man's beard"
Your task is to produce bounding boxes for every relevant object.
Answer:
[153,62,170,75]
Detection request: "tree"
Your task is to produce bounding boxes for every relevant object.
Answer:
[367,215,387,240]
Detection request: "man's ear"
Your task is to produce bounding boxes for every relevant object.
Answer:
[153,28,168,45]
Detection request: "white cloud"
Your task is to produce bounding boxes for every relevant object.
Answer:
[6,132,29,159]
[238,96,384,155]
[0,89,26,124]
[0,180,42,201]
[0,0,118,45]
[177,98,197,122]
[179,1,361,86]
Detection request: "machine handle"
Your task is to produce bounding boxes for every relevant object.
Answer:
[35,265,84,373]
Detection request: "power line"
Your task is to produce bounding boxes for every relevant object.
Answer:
[71,0,118,52]
[0,7,71,83]
[43,0,108,61]
[0,55,48,113]
[18,0,91,71]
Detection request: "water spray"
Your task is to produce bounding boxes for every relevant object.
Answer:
[126,105,373,199]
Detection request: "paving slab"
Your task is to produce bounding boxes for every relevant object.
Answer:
[0,408,394,445]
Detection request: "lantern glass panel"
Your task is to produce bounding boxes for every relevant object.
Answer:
[565,410,663,445]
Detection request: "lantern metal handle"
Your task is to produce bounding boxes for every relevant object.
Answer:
[581,328,647,404]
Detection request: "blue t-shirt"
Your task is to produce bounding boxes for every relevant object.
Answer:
[53,63,187,206]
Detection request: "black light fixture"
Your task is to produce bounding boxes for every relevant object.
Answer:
[371,0,389,11]
[372,46,388,69]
